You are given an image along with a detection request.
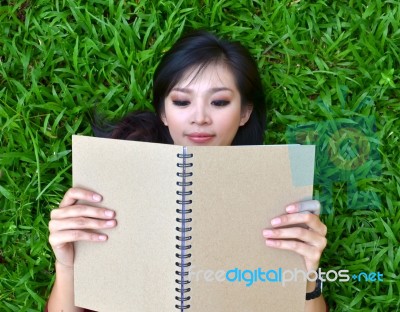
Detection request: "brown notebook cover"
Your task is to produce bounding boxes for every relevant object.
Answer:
[72,135,315,311]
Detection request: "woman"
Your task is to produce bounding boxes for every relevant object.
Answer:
[46,30,328,311]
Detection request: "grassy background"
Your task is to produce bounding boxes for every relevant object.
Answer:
[0,0,399,311]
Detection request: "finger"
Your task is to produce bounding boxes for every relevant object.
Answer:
[49,230,108,248]
[49,217,117,233]
[271,213,327,236]
[286,200,321,215]
[50,205,115,221]
[263,227,327,250]
[59,187,102,208]
[264,239,322,267]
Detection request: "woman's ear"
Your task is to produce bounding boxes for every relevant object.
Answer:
[239,103,253,126]
[160,112,168,126]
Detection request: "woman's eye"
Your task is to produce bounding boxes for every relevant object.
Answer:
[172,101,190,107]
[212,100,230,107]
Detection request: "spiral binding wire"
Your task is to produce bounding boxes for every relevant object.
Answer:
[175,148,193,310]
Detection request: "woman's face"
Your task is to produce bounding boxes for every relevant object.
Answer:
[161,64,252,146]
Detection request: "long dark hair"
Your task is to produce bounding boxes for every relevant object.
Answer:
[93,30,266,145]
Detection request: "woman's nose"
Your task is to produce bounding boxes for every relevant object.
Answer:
[191,102,211,125]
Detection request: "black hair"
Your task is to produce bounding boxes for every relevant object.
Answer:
[93,30,266,145]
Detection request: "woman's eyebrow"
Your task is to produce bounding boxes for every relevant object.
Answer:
[171,87,233,94]
[171,87,192,93]
[209,87,233,93]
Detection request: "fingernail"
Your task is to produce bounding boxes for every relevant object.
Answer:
[265,239,275,246]
[263,230,273,237]
[93,194,102,201]
[286,204,296,213]
[106,220,115,226]
[271,218,281,226]
[105,210,114,217]
[99,235,107,241]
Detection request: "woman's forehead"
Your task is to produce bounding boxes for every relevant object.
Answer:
[173,63,237,91]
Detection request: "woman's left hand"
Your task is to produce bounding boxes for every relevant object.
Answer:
[262,200,327,272]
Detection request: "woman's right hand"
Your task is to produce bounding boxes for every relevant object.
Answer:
[48,187,117,268]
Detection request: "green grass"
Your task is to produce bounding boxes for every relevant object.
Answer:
[1,0,399,311]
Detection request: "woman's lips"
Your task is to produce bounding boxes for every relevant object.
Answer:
[187,133,215,143]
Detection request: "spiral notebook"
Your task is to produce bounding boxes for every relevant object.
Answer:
[72,135,316,312]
